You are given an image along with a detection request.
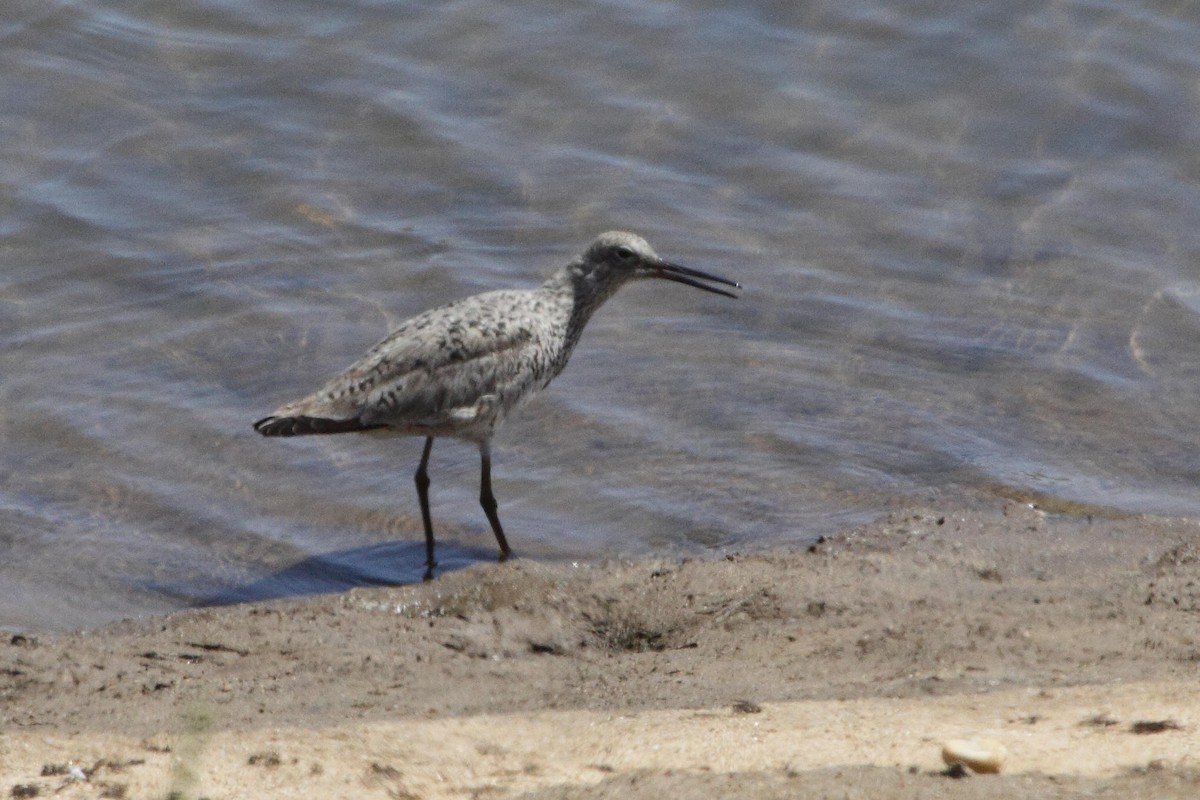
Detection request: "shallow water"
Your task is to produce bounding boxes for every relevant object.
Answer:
[3,0,1199,630]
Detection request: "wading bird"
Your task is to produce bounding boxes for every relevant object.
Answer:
[254,231,740,578]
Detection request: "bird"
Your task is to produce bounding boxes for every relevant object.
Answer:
[254,231,740,579]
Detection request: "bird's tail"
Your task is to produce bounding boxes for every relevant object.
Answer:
[253,415,386,437]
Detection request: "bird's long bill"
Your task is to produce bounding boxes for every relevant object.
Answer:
[651,260,742,298]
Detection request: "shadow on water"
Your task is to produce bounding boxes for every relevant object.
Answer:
[163,541,503,609]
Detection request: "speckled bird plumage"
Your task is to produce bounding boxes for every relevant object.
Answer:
[254,231,740,577]
[260,283,572,442]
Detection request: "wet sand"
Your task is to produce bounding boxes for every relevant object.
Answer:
[2,501,1199,798]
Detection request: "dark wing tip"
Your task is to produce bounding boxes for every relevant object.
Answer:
[253,415,293,436]
[253,415,385,436]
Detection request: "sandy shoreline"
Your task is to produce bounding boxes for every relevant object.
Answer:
[3,501,1199,798]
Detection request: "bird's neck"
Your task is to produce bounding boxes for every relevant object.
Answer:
[542,262,623,356]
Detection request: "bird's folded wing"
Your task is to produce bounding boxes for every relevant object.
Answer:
[268,292,542,428]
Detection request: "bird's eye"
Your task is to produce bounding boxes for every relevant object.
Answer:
[615,246,635,260]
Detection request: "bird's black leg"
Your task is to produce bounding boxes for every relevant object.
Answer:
[478,439,511,562]
[414,436,436,580]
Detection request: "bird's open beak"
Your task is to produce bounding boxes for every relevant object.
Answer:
[650,260,742,298]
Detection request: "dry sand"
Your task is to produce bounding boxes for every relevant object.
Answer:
[3,501,1199,798]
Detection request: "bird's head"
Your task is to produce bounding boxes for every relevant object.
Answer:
[570,231,741,302]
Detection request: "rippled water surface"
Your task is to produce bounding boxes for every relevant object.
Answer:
[4,1,1199,630]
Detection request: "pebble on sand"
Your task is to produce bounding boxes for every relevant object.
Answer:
[941,738,1007,774]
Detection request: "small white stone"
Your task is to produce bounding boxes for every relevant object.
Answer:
[941,738,1006,774]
